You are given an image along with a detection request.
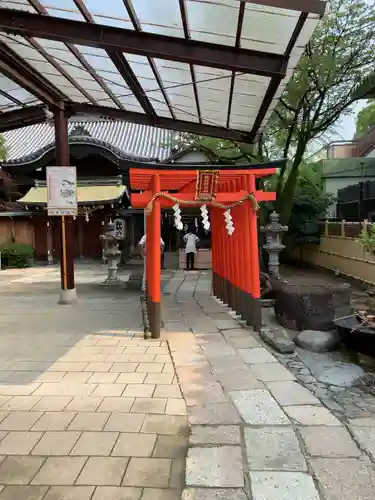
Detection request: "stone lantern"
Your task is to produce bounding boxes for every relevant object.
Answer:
[260,211,288,279]
[100,221,123,284]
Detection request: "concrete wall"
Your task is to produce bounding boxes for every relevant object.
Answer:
[297,221,375,285]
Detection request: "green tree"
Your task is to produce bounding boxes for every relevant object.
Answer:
[175,0,375,225]
[172,134,260,164]
[0,134,7,161]
[355,101,375,138]
[271,0,374,224]
[262,163,333,254]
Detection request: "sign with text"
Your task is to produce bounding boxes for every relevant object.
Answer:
[47,166,77,216]
[195,170,219,201]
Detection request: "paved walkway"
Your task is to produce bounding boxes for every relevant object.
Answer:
[0,265,374,499]
[0,265,187,500]
[162,270,375,500]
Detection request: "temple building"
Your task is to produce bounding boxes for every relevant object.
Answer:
[1,118,213,267]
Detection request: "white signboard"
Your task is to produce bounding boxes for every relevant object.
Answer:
[47,166,77,216]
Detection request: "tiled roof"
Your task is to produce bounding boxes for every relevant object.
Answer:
[19,185,126,205]
[1,119,173,164]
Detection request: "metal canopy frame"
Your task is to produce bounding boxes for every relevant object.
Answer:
[0,0,326,141]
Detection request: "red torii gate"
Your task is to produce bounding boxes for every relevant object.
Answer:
[130,165,277,338]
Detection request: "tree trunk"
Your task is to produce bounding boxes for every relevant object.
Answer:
[275,141,306,225]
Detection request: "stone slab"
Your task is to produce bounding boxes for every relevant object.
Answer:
[189,425,241,445]
[260,327,295,354]
[245,427,306,471]
[181,488,248,500]
[76,457,129,486]
[299,426,361,457]
[141,489,181,500]
[349,418,375,427]
[186,446,244,487]
[230,389,290,425]
[0,456,45,485]
[92,487,142,500]
[266,381,321,406]
[0,486,48,500]
[43,486,95,500]
[188,402,241,425]
[349,426,375,461]
[213,320,240,330]
[284,405,341,426]
[250,471,320,500]
[250,363,296,382]
[238,348,276,364]
[216,369,265,392]
[297,350,364,388]
[309,457,375,500]
[122,457,172,488]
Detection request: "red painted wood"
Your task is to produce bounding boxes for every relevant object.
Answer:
[248,174,261,299]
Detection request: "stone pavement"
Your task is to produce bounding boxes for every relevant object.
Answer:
[262,309,375,422]
[1,264,375,499]
[161,270,375,500]
[0,265,188,499]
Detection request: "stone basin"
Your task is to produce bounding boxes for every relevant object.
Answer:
[335,315,375,358]
[274,281,351,331]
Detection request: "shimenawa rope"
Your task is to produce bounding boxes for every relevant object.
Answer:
[145,192,259,215]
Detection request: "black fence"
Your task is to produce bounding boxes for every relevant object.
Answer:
[337,180,375,221]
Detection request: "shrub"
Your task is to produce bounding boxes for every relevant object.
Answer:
[358,224,375,256]
[0,242,34,268]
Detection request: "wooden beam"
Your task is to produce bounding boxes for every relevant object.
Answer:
[130,190,274,208]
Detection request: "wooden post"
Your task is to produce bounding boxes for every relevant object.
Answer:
[55,107,76,304]
[341,219,346,238]
[235,178,246,319]
[219,207,228,305]
[240,175,253,297]
[245,174,262,331]
[211,208,218,297]
[226,182,233,309]
[213,208,223,302]
[147,174,161,339]
[230,180,240,315]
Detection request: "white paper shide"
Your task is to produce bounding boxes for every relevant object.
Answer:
[47,166,78,216]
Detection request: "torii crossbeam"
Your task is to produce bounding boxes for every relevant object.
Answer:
[130,164,278,338]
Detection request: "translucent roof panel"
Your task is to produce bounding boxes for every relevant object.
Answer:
[0,74,42,111]
[132,0,185,38]
[186,0,238,46]
[0,0,326,142]
[1,0,34,12]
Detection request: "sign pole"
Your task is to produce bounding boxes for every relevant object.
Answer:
[61,215,68,290]
[52,107,77,304]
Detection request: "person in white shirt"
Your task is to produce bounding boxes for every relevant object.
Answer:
[138,234,165,292]
[183,227,199,270]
